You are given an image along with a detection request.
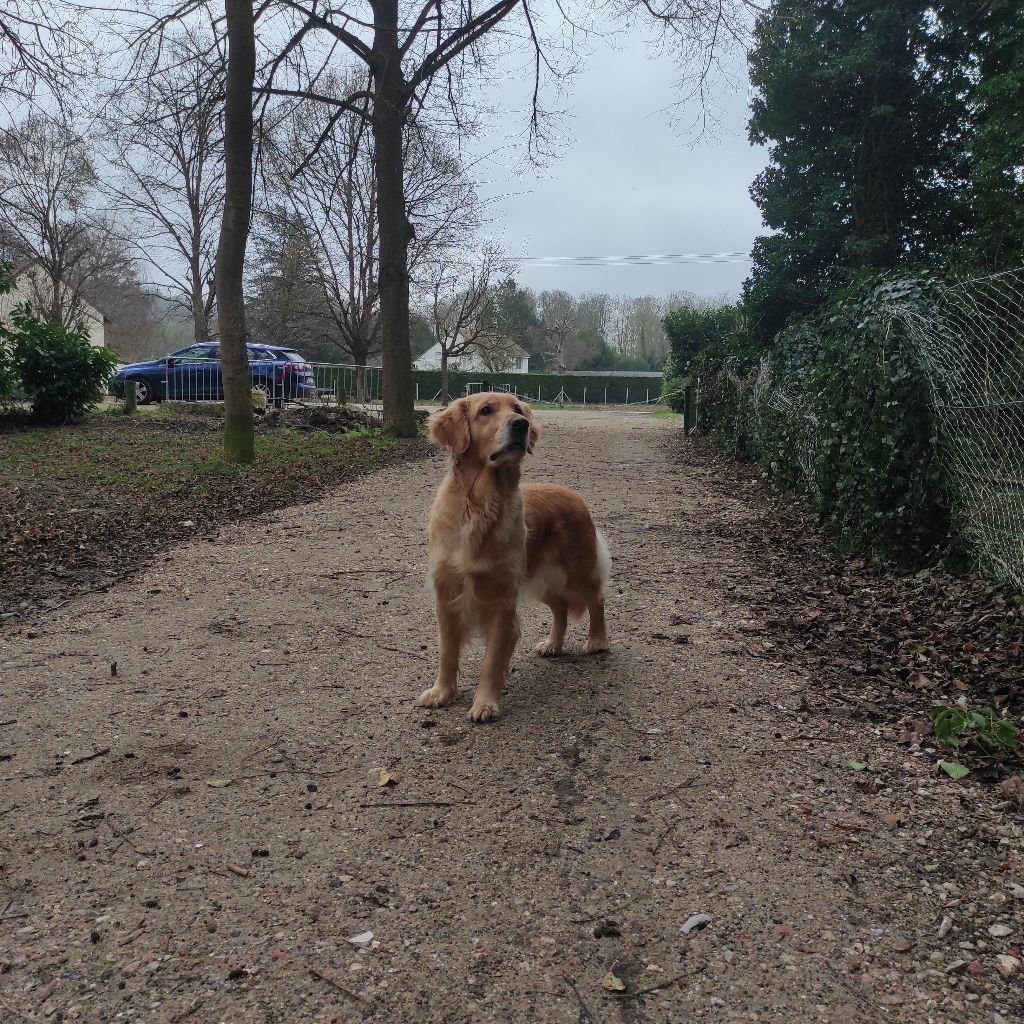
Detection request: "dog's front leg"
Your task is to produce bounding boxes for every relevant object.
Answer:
[417,580,464,709]
[469,602,520,723]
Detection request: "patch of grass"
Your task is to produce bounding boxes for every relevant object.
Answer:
[0,412,429,620]
[650,409,682,420]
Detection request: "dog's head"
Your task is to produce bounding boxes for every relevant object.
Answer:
[429,392,539,468]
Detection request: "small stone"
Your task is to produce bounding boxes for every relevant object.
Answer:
[892,936,914,953]
[681,913,713,935]
[995,954,1020,978]
[988,924,1012,938]
[939,916,954,938]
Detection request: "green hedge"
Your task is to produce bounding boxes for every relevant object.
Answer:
[411,370,661,404]
[691,273,954,566]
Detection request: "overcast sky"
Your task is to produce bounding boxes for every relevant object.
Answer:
[465,24,767,300]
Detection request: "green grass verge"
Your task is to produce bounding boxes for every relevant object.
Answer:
[1,411,428,619]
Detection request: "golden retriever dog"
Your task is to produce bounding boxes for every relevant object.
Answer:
[418,392,611,722]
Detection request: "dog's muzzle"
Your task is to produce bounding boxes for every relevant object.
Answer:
[490,416,531,461]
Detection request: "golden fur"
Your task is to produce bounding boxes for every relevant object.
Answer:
[419,392,610,722]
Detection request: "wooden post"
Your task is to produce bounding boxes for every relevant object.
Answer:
[124,379,137,415]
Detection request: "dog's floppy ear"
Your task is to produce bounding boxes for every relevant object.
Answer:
[429,400,471,455]
[523,403,540,454]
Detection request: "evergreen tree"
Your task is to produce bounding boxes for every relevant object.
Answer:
[744,0,968,346]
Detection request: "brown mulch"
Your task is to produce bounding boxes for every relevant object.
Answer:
[672,435,1024,781]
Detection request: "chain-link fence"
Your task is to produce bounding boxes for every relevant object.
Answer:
[692,269,1024,590]
[897,270,1024,590]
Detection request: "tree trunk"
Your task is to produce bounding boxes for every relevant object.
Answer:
[371,0,417,437]
[440,348,450,406]
[190,259,209,343]
[215,0,256,464]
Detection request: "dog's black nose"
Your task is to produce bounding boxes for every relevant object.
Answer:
[510,416,529,433]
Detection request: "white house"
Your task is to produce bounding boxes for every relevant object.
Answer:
[414,338,529,374]
[0,259,106,348]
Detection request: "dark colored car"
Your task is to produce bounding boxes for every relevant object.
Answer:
[110,342,317,406]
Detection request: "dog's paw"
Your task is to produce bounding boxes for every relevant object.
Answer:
[416,685,456,709]
[468,698,501,723]
[535,639,563,657]
[584,637,609,654]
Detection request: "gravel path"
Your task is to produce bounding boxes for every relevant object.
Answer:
[1,410,1019,1023]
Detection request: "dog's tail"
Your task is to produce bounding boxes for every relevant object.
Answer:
[595,528,612,586]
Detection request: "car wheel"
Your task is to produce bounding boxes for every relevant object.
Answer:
[129,377,153,405]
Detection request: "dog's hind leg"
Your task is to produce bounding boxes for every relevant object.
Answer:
[469,603,520,723]
[535,597,568,657]
[585,593,609,654]
[417,583,464,709]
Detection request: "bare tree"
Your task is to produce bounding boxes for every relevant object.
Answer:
[263,68,483,399]
[261,0,749,435]
[0,1,82,113]
[612,294,669,367]
[0,114,131,329]
[105,26,225,344]
[216,0,257,464]
[538,290,578,374]
[422,245,508,404]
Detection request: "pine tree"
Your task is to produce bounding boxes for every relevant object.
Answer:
[744,0,969,346]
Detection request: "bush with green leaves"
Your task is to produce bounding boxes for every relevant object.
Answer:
[692,272,957,565]
[1,304,117,423]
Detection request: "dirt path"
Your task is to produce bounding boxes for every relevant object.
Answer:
[1,410,1020,1023]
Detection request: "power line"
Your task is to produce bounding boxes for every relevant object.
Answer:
[510,252,752,268]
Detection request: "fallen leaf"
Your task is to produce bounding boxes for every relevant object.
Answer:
[848,760,868,772]
[939,761,969,780]
[379,770,401,788]
[205,778,234,788]
[601,971,626,992]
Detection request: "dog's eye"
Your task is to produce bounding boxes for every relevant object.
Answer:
[513,404,523,414]
[479,405,492,416]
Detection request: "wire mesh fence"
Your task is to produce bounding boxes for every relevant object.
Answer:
[692,268,1024,590]
[897,270,1024,590]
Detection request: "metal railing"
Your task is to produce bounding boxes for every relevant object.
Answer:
[160,359,383,412]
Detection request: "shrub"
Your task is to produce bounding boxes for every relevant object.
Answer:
[662,302,741,376]
[1,304,117,423]
[691,272,955,566]
[0,335,17,411]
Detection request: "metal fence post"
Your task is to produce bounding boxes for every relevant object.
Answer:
[625,386,629,405]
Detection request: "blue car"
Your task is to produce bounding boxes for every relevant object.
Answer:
[110,342,318,407]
